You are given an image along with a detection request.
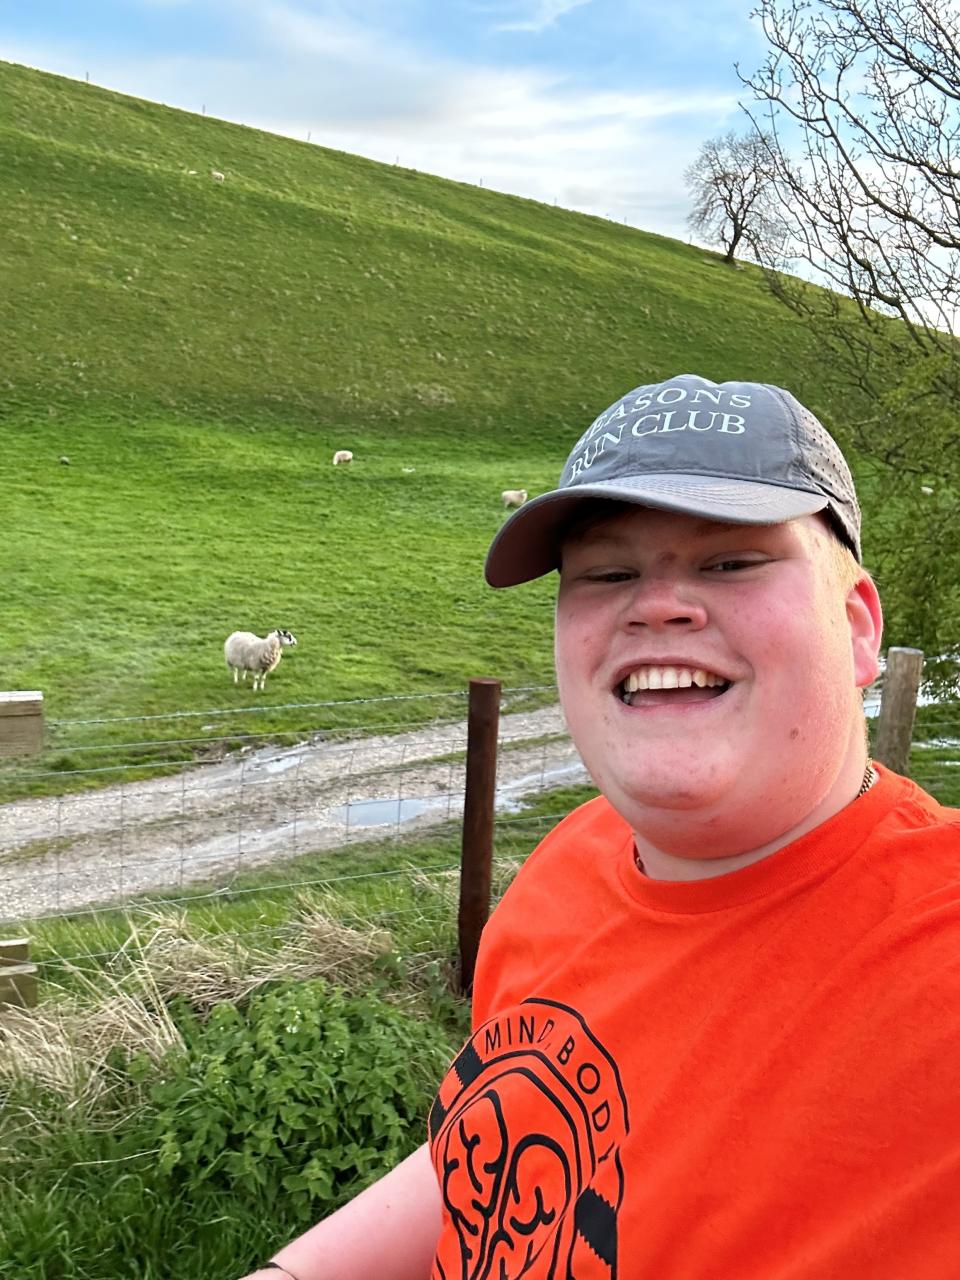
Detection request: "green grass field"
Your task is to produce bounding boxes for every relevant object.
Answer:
[3,58,959,1280]
[2,57,894,783]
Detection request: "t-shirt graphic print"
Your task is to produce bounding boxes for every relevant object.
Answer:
[428,997,629,1279]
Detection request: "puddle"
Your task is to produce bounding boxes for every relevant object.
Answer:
[330,796,439,829]
[495,759,589,811]
[249,748,308,777]
[329,758,589,831]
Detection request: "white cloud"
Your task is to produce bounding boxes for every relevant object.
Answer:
[1,1,744,240]
[492,0,596,34]
[254,2,387,60]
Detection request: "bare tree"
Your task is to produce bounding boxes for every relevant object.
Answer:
[739,0,960,667]
[685,129,780,263]
[744,0,960,340]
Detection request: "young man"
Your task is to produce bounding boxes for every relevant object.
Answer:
[245,375,960,1280]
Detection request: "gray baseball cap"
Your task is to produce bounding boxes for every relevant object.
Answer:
[485,373,861,587]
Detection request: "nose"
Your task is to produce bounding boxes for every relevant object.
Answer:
[623,572,708,631]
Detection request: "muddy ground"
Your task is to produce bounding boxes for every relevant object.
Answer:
[0,705,588,921]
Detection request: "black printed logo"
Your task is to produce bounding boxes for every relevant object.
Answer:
[429,999,629,1279]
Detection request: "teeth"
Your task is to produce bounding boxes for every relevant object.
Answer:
[621,665,727,693]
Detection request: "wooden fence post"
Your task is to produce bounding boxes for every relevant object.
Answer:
[874,647,924,776]
[457,678,501,994]
[0,691,44,756]
[0,694,42,1010]
[0,938,37,1009]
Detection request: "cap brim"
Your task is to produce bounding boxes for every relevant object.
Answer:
[484,475,831,587]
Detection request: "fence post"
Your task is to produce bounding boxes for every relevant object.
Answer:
[0,691,44,756]
[457,678,501,994]
[874,647,924,776]
[0,938,37,1009]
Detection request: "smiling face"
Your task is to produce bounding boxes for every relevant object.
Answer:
[555,505,882,865]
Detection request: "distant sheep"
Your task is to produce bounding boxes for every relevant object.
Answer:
[211,169,225,182]
[501,488,528,509]
[59,455,70,466]
[224,628,297,691]
[332,449,354,466]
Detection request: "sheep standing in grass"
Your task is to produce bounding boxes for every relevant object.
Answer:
[224,628,297,691]
[501,488,528,509]
[332,449,354,466]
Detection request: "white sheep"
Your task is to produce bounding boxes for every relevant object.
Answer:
[332,449,354,466]
[501,488,528,509]
[224,628,297,691]
[211,169,225,182]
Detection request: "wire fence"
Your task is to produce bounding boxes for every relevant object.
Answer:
[0,685,589,952]
[4,669,960,994]
[895,699,960,800]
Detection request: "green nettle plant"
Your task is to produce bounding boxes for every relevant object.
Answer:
[149,980,452,1212]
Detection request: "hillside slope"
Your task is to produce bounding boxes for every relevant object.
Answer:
[1,59,826,433]
[0,60,872,776]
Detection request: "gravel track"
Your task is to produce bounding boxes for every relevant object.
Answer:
[0,705,587,922]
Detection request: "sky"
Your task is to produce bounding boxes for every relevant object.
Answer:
[0,0,770,242]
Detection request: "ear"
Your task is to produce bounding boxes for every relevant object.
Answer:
[846,572,883,689]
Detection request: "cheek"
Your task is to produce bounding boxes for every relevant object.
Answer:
[555,601,600,670]
[760,591,847,664]
[745,599,846,713]
[553,612,572,675]
[554,619,580,707]
[555,610,612,736]
[769,604,854,736]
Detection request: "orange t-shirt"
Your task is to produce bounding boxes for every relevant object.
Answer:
[428,767,960,1278]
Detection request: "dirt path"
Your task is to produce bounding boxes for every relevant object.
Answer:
[0,706,587,921]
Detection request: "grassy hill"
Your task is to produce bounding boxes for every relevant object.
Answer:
[0,60,827,424]
[0,59,860,776]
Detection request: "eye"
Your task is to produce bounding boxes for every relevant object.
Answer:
[705,557,767,574]
[584,568,636,583]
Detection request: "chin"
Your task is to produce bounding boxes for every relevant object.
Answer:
[604,769,731,817]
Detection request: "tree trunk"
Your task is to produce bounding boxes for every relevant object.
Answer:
[724,221,743,263]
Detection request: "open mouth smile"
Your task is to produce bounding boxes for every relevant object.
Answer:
[618,665,733,706]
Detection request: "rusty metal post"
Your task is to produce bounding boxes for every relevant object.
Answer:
[457,678,501,994]
[874,647,924,776]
